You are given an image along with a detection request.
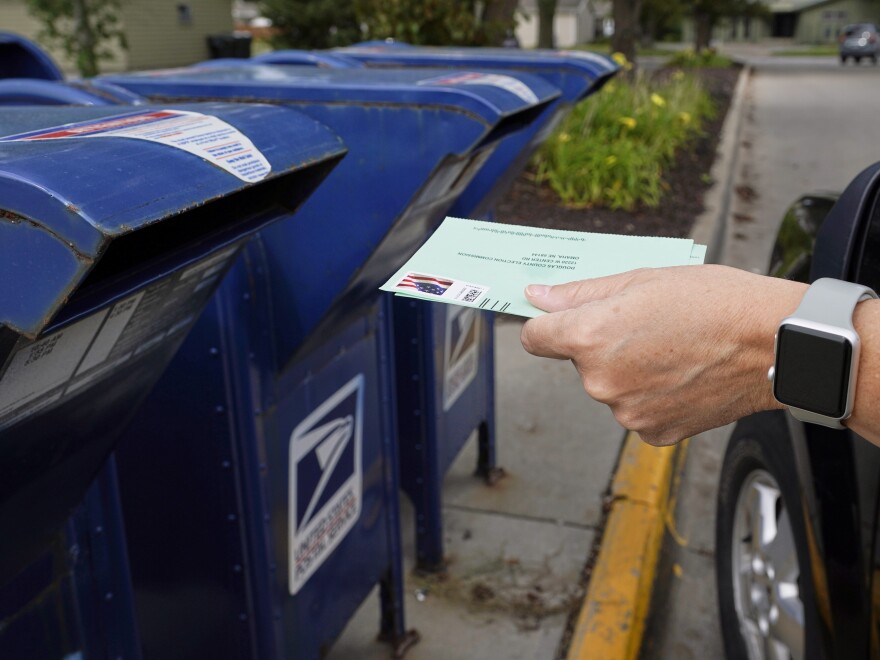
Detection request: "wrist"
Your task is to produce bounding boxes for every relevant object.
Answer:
[749,278,810,414]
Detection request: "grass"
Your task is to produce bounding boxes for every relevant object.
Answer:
[772,44,838,56]
[572,42,683,58]
[532,68,716,210]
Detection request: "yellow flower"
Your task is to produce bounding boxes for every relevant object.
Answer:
[678,111,691,124]
[672,70,685,81]
[650,93,666,107]
[618,116,637,129]
[557,132,572,143]
[611,51,628,67]
[605,155,618,166]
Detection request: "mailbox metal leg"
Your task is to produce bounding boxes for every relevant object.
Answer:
[413,457,447,573]
[475,315,503,485]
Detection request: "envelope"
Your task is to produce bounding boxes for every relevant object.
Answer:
[380,217,707,317]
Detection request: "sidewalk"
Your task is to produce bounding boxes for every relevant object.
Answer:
[331,62,750,660]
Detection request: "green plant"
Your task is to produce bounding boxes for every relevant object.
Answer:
[354,0,504,46]
[533,69,715,211]
[27,0,126,77]
[667,47,734,68]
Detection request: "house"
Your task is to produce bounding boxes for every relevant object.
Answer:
[682,0,879,44]
[515,0,610,48]
[0,0,236,74]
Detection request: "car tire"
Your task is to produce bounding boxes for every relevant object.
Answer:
[855,56,862,64]
[840,55,847,64]
[716,412,822,660]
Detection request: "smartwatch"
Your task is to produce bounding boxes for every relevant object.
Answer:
[768,278,878,429]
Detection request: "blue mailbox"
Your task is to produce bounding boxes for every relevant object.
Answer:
[94,64,559,657]
[0,31,64,80]
[256,44,618,219]
[249,47,617,570]
[0,102,345,659]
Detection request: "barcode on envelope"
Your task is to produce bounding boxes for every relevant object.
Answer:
[462,288,482,303]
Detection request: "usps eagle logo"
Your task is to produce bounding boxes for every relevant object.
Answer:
[396,272,454,296]
[288,375,363,595]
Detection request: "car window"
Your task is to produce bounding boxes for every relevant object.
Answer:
[843,24,875,36]
[855,194,880,290]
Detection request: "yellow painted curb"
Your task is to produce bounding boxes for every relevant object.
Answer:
[566,432,687,660]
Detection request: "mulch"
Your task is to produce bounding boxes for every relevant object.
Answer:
[494,66,741,238]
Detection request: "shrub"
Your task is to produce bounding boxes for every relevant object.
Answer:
[667,47,734,68]
[532,66,715,211]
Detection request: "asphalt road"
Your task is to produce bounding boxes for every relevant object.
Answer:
[641,54,880,659]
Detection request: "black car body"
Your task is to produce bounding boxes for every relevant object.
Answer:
[716,162,880,659]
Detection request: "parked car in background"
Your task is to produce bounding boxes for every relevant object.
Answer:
[839,23,879,64]
[716,162,880,659]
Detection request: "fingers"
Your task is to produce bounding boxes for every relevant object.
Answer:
[524,269,648,313]
[520,308,580,359]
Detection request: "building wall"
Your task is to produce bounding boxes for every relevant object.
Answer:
[0,0,110,74]
[516,8,594,48]
[0,0,233,75]
[122,0,234,70]
[797,0,878,42]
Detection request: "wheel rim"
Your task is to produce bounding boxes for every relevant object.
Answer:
[731,469,805,660]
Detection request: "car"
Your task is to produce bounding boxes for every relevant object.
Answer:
[715,161,880,659]
[839,23,879,64]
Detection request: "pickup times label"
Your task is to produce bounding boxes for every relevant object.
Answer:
[288,375,363,595]
[443,306,481,412]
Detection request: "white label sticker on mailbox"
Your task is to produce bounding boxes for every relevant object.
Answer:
[0,246,241,431]
[288,375,363,595]
[0,110,272,182]
[418,72,539,105]
[443,305,481,412]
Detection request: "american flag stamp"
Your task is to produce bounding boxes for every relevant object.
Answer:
[394,272,489,305]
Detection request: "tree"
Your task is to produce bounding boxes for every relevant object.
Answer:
[262,0,361,49]
[640,0,686,45]
[26,0,126,77]
[537,0,556,48]
[612,0,642,64]
[692,0,768,52]
[482,0,520,46]
[354,0,504,46]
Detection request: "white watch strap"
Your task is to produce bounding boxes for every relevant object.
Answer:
[794,278,878,326]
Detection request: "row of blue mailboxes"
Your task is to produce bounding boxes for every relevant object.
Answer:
[0,33,617,659]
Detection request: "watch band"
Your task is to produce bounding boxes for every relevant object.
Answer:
[786,278,878,428]
[793,278,877,330]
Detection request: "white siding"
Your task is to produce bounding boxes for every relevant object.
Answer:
[515,1,595,48]
[122,0,235,70]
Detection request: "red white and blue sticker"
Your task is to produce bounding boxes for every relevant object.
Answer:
[0,109,271,182]
[418,71,539,104]
[288,375,363,595]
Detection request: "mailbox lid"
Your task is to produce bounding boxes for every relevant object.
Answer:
[99,64,560,126]
[0,102,346,338]
[337,43,619,102]
[0,32,64,81]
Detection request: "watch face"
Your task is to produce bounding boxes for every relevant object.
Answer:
[774,324,853,418]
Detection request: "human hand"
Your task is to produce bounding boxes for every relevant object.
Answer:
[520,265,807,445]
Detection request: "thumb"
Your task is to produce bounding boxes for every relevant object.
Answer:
[525,269,647,313]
